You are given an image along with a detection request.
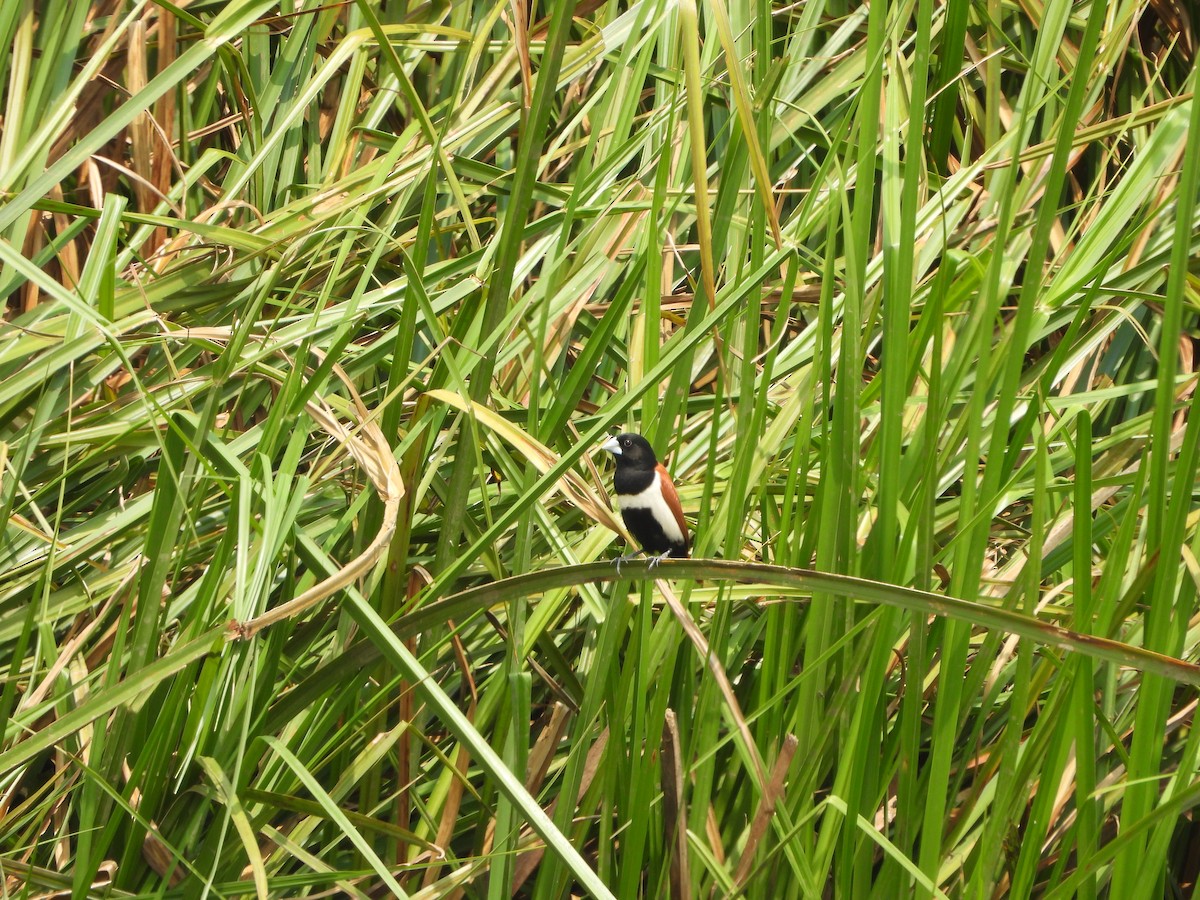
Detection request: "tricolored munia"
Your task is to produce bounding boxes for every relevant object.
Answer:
[601,433,689,567]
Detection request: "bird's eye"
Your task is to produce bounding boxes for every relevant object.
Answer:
[622,439,631,447]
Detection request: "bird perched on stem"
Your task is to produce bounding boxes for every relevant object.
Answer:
[601,433,689,567]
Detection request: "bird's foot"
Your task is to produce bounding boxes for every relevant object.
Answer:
[647,551,672,569]
[612,552,640,575]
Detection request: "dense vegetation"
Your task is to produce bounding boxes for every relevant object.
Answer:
[3,0,1200,896]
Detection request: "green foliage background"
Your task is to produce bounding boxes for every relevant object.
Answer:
[3,0,1200,896]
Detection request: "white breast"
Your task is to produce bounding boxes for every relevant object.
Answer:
[616,471,686,544]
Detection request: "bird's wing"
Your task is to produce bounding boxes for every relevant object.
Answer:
[656,464,688,542]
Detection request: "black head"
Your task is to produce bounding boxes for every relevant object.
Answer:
[601,433,659,470]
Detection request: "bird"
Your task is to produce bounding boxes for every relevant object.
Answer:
[601,432,689,567]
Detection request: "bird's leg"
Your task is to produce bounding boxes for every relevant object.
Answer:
[646,551,672,569]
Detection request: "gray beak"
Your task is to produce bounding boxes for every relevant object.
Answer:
[601,436,621,455]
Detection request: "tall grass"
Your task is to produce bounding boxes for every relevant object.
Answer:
[3,0,1200,896]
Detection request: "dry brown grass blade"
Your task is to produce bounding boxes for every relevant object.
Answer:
[518,194,647,397]
[510,728,610,891]
[732,734,800,891]
[656,577,767,791]
[232,354,404,639]
[426,388,625,536]
[662,709,691,900]
[499,702,573,892]
[421,701,477,890]
[526,702,574,793]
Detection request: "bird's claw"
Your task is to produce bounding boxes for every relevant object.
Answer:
[612,552,638,575]
[647,552,671,569]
